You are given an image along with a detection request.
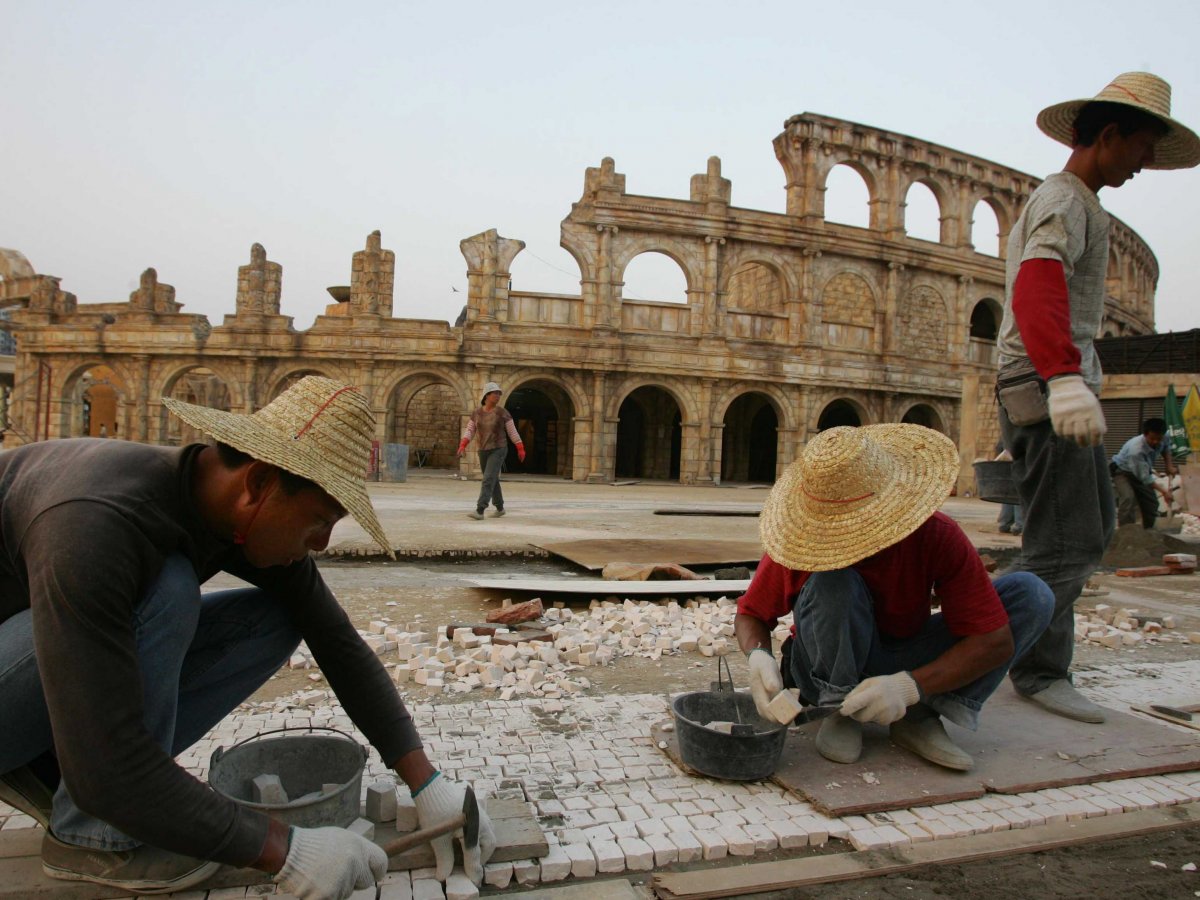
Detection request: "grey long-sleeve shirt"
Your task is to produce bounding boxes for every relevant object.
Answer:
[0,439,421,865]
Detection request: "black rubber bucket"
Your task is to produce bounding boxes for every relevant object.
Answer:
[208,727,367,828]
[670,658,787,781]
[973,460,1019,505]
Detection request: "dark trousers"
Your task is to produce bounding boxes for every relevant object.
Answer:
[1112,470,1159,529]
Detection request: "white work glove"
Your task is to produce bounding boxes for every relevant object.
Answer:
[840,672,921,726]
[274,825,387,900]
[413,772,496,884]
[1047,375,1106,447]
[747,648,784,721]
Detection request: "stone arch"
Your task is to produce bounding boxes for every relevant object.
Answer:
[819,161,876,229]
[158,364,238,446]
[900,402,946,433]
[265,366,347,403]
[899,176,947,243]
[507,241,585,295]
[815,396,869,432]
[970,199,1002,257]
[897,284,949,359]
[719,390,782,483]
[820,270,877,351]
[722,259,787,312]
[384,369,470,470]
[614,384,683,480]
[969,297,1002,340]
[57,362,133,440]
[616,248,693,302]
[504,376,578,477]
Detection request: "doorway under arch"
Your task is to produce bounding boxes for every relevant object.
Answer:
[161,367,233,445]
[616,386,681,480]
[901,403,945,432]
[722,393,778,483]
[505,381,575,476]
[392,380,461,469]
[817,399,863,430]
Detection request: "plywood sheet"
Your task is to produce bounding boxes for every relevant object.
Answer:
[534,538,762,571]
[470,577,751,596]
[653,682,1200,817]
[0,798,544,899]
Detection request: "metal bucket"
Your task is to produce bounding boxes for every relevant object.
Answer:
[208,727,367,828]
[671,658,787,781]
[973,460,1020,505]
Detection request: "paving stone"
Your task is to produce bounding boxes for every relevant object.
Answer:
[695,829,728,860]
[765,819,809,849]
[444,874,478,900]
[618,836,654,870]
[592,839,626,873]
[563,842,598,878]
[412,879,444,900]
[538,845,572,882]
[669,831,703,863]
[366,782,398,823]
[743,821,779,852]
[646,832,679,866]
[512,858,541,885]
[717,823,756,856]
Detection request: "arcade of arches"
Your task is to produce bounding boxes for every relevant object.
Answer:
[0,114,1159,491]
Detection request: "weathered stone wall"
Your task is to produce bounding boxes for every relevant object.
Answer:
[0,114,1160,492]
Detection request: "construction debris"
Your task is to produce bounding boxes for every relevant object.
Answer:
[601,562,702,581]
[486,597,545,625]
[1075,604,1190,649]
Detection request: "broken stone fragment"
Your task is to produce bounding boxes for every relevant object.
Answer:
[486,598,545,625]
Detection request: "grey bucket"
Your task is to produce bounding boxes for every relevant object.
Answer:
[208,727,368,828]
[973,460,1020,505]
[671,657,788,781]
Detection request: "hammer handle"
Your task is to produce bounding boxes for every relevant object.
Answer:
[380,812,466,856]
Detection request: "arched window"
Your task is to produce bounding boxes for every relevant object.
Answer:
[971,201,1001,257]
[823,164,871,229]
[621,252,688,304]
[903,182,941,243]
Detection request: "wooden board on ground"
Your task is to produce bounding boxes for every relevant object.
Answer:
[652,801,1200,899]
[469,577,751,596]
[0,799,544,899]
[653,682,1200,816]
[534,538,762,571]
[1131,702,1200,732]
[653,509,760,517]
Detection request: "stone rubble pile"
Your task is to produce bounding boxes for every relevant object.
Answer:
[1181,513,1200,538]
[284,596,796,699]
[1074,604,1196,648]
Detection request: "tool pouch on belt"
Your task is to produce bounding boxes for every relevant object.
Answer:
[996,358,1050,427]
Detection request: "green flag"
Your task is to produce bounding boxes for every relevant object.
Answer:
[1164,385,1190,461]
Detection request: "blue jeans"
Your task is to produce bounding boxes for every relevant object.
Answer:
[998,503,1024,531]
[1000,407,1115,695]
[476,446,507,513]
[0,554,299,850]
[788,569,1053,731]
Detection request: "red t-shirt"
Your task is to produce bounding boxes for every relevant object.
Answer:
[737,512,1008,639]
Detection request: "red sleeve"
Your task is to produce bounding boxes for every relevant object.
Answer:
[1012,258,1080,380]
[930,517,1009,636]
[736,554,810,629]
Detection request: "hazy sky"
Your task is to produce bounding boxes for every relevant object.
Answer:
[3,1,1198,332]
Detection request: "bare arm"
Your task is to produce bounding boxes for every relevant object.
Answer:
[735,612,774,655]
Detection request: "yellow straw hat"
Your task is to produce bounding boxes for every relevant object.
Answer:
[1037,72,1200,170]
[760,424,958,572]
[163,376,393,558]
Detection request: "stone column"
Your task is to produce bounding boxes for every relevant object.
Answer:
[882,261,904,353]
[595,226,618,331]
[958,373,980,496]
[695,378,717,484]
[134,355,150,443]
[587,371,608,482]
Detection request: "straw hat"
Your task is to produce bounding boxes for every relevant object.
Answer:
[163,376,393,557]
[1037,72,1200,169]
[759,425,958,572]
[480,382,502,404]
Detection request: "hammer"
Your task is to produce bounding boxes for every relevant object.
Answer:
[379,784,480,858]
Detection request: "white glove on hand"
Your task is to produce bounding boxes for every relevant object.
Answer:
[840,672,921,726]
[274,825,387,900]
[413,773,496,884]
[1047,375,1106,447]
[747,648,784,721]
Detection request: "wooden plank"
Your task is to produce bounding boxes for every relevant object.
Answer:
[1131,704,1200,732]
[652,801,1200,899]
[534,538,761,571]
[653,509,760,517]
[469,577,750,596]
[0,798,544,899]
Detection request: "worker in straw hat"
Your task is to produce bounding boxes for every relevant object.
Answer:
[995,72,1199,725]
[456,381,525,520]
[0,377,494,898]
[736,426,1054,770]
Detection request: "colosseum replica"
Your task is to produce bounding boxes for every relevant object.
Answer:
[0,113,1159,491]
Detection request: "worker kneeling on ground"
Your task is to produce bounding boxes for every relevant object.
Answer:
[0,377,494,899]
[735,425,1054,771]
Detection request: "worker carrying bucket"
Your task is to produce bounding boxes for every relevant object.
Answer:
[735,425,1055,771]
[0,377,495,898]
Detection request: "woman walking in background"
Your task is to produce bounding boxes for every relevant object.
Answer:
[456,382,525,519]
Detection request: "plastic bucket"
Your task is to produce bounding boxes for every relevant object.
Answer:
[973,460,1019,505]
[208,727,367,828]
[670,658,787,781]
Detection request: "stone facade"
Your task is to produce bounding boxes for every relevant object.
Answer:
[0,114,1159,490]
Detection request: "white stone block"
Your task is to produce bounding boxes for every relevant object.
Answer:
[366,782,397,823]
[538,845,571,882]
[563,842,596,877]
[618,836,654,870]
[482,861,513,888]
[251,773,288,806]
[717,823,755,856]
[668,831,703,863]
[694,829,728,860]
[591,839,625,873]
[411,878,443,900]
[645,832,679,866]
[348,817,374,840]
[512,858,540,885]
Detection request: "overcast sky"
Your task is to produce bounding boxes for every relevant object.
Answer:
[3,1,1198,333]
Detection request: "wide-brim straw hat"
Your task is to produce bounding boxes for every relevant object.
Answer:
[760,424,958,572]
[163,376,393,558]
[1037,71,1200,170]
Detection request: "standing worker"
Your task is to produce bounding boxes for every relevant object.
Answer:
[0,377,495,898]
[1110,417,1176,528]
[995,72,1199,723]
[456,382,525,520]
